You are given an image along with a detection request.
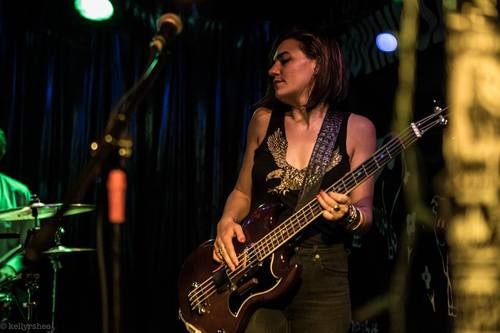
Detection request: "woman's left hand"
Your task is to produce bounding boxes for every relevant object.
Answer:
[316,190,351,222]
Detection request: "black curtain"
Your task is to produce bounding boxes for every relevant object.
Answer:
[0,2,280,332]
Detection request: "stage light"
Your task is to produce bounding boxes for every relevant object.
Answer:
[376,32,398,52]
[74,0,114,21]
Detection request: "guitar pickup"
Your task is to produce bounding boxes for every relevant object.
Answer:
[212,266,230,292]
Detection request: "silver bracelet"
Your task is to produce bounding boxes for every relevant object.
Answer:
[342,204,361,230]
[350,209,364,231]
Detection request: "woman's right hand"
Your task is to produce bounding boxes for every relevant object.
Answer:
[212,217,246,271]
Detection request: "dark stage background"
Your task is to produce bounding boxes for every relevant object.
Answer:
[0,0,452,332]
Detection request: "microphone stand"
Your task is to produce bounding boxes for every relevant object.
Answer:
[24,32,169,258]
[23,29,176,333]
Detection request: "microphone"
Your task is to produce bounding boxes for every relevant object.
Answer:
[150,13,183,53]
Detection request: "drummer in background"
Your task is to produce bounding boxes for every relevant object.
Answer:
[0,128,32,284]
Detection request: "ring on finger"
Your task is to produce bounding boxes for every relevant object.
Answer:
[333,204,340,212]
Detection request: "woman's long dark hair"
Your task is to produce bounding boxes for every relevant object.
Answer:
[255,28,347,112]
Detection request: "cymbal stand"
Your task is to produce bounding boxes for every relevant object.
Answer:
[29,194,43,229]
[23,194,43,331]
[23,272,40,330]
[48,228,64,333]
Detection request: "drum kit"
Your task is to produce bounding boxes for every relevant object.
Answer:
[0,196,95,329]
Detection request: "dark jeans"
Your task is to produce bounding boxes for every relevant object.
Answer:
[245,243,351,333]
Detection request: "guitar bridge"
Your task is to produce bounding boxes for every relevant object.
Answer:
[188,281,209,314]
[194,303,207,315]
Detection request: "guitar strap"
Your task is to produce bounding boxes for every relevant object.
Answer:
[294,110,343,211]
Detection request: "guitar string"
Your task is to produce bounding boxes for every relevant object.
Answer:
[187,110,447,308]
[188,112,444,308]
[187,111,447,307]
[251,111,450,260]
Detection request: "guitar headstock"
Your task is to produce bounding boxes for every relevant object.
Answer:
[411,102,448,138]
[433,99,448,127]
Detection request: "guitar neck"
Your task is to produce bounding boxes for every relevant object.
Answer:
[250,109,447,262]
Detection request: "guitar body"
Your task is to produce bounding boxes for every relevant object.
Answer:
[178,203,302,333]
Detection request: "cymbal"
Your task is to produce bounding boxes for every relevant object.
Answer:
[43,245,95,255]
[0,203,95,221]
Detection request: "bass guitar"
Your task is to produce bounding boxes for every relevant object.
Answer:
[178,106,448,333]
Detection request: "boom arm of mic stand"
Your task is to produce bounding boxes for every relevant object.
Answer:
[23,51,167,265]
